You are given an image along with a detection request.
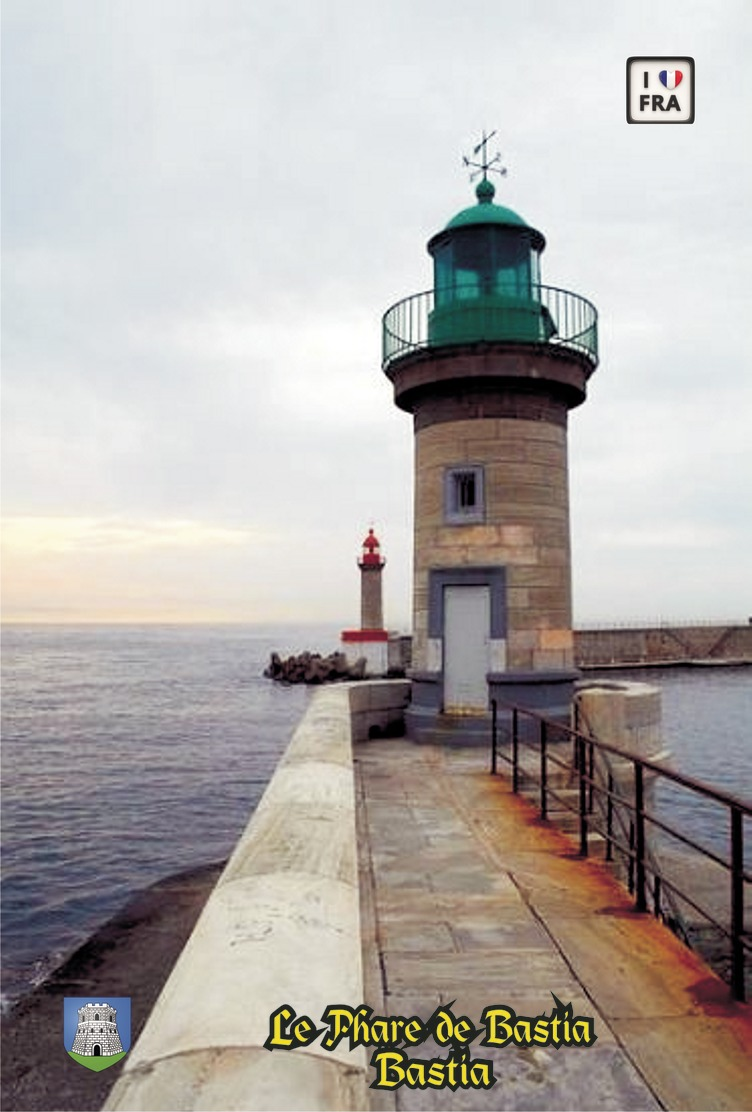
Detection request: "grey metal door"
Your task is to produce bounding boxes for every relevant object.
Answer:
[443,585,490,713]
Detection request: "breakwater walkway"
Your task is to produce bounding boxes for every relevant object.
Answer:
[356,736,752,1111]
[106,684,751,1111]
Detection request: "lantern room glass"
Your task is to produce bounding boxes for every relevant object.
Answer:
[432,227,541,305]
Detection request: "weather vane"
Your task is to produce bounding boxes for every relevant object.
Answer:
[463,130,507,183]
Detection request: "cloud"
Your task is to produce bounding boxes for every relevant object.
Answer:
[591,525,731,551]
[1,516,258,555]
[2,0,750,623]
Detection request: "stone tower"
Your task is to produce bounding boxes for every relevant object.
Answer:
[359,527,386,630]
[341,528,389,675]
[70,1002,124,1057]
[382,160,598,739]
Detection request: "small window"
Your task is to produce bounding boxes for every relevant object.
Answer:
[445,466,485,524]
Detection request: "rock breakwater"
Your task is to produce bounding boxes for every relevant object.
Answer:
[264,650,367,685]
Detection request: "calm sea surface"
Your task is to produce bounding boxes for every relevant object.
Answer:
[0,623,342,1009]
[1,627,750,1009]
[587,665,752,869]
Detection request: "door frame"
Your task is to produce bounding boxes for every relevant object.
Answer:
[427,566,507,710]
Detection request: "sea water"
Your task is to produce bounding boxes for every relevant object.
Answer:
[1,627,750,1009]
[0,623,341,1008]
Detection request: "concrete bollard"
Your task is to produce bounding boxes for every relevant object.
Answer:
[574,680,669,889]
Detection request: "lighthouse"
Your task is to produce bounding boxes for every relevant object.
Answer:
[383,135,598,739]
[341,528,389,675]
[358,527,386,630]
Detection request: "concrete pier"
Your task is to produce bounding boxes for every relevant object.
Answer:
[357,734,752,1110]
[106,683,752,1111]
[574,623,752,668]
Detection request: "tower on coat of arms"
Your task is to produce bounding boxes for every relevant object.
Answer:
[64,997,130,1072]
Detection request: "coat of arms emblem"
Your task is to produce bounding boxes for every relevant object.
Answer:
[64,998,130,1072]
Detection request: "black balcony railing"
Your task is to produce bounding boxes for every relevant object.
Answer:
[490,699,751,1002]
[382,285,598,372]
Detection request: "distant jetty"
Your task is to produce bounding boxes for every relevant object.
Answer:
[264,625,750,685]
[574,622,752,669]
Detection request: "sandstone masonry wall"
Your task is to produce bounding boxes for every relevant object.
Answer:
[413,416,574,673]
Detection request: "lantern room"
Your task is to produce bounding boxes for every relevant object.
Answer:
[358,528,386,569]
[426,177,554,346]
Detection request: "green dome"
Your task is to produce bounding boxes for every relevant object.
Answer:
[446,202,529,230]
[442,179,545,250]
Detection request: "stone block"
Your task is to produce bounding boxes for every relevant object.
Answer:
[412,583,428,610]
[624,689,662,729]
[498,501,568,523]
[123,872,363,1068]
[507,642,534,670]
[497,524,535,547]
[105,687,369,1112]
[350,710,368,743]
[356,679,410,713]
[525,439,569,466]
[495,461,557,487]
[106,1044,369,1112]
[528,586,572,612]
[464,436,525,462]
[251,763,353,820]
[540,628,574,651]
[507,586,529,611]
[221,804,357,888]
[436,524,498,547]
[501,546,540,566]
[538,542,571,566]
[508,629,540,651]
[416,423,479,462]
[512,566,567,588]
[576,682,663,763]
[499,417,565,444]
[533,648,570,670]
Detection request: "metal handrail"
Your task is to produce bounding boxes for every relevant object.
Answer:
[490,698,751,1001]
[382,284,599,371]
[574,703,689,942]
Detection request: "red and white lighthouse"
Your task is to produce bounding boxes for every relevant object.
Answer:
[341,528,389,674]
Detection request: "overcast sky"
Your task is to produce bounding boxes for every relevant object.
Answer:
[2,0,750,627]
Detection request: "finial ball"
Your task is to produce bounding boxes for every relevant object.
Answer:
[476,177,495,204]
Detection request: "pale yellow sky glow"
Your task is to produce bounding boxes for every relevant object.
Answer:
[0,515,398,626]
[2,516,254,554]
[0,516,281,624]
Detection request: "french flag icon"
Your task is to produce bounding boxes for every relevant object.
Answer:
[659,69,683,89]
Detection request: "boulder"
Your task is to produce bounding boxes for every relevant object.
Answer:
[263,650,368,685]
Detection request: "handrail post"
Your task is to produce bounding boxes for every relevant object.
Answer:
[540,719,548,820]
[634,763,647,912]
[578,734,588,857]
[731,806,745,1001]
[606,772,614,862]
[482,697,750,1005]
[491,699,497,775]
